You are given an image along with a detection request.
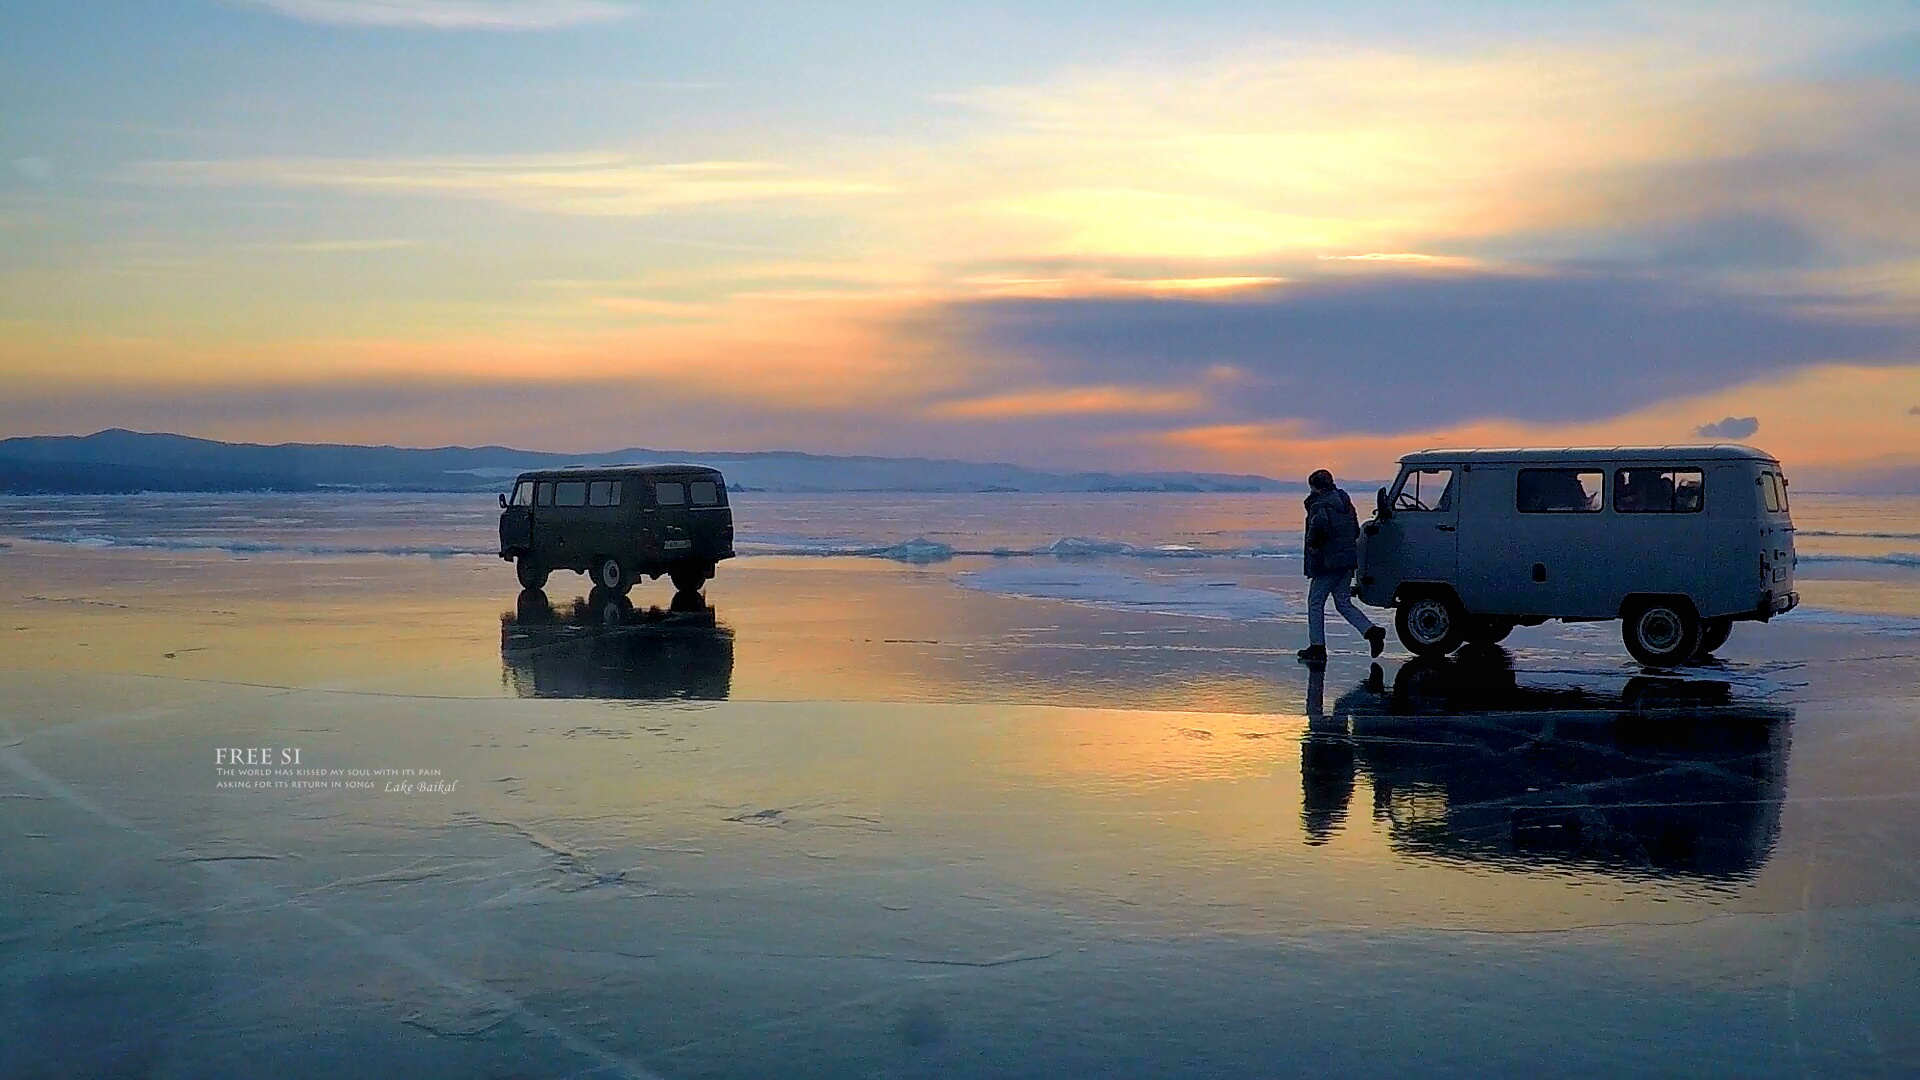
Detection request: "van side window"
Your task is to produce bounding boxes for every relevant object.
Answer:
[511,481,534,507]
[1392,468,1454,512]
[536,481,554,506]
[1517,469,1602,513]
[689,481,719,506]
[554,481,587,507]
[1614,468,1704,513]
[589,480,621,507]
[656,481,686,506]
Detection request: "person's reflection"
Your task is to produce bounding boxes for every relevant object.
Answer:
[1300,663,1382,844]
[1300,651,1792,881]
[500,587,734,700]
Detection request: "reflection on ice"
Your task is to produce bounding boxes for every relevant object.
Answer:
[500,587,733,700]
[1303,650,1792,882]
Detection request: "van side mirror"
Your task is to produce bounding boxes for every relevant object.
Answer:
[1375,486,1393,521]
[498,493,507,508]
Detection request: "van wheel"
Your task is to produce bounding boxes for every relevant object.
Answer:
[590,556,632,595]
[1395,593,1466,657]
[669,563,710,594]
[516,557,548,590]
[1690,618,1733,662]
[1622,599,1701,667]
[1462,617,1515,646]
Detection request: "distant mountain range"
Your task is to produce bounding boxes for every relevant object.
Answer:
[0,430,1297,495]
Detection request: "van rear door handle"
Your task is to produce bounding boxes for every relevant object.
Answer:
[1435,524,1456,532]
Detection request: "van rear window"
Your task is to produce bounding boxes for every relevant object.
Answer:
[1614,468,1703,513]
[655,482,686,506]
[1762,471,1789,513]
[554,481,587,507]
[689,481,719,506]
[1517,469,1602,513]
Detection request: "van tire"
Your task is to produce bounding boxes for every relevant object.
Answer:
[516,557,548,590]
[1691,618,1733,661]
[669,563,710,595]
[1396,592,1466,657]
[1622,598,1700,667]
[1462,617,1515,646]
[591,556,632,595]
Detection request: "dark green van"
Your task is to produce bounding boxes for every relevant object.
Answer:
[498,464,736,595]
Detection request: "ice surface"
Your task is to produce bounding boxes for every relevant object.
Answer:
[956,562,1303,620]
[3,495,1920,1077]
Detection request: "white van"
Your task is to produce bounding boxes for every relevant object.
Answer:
[1355,446,1798,666]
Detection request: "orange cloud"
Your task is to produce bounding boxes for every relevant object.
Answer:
[927,385,1207,420]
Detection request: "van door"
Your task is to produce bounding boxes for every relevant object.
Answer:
[500,478,534,554]
[549,478,591,565]
[1372,466,1459,596]
[684,476,731,557]
[1509,466,1609,617]
[1455,467,1523,614]
[653,478,695,560]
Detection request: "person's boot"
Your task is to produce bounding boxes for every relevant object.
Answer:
[1296,644,1327,664]
[1365,626,1386,658]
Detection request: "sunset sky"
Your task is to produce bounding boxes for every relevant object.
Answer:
[3,1,1917,483]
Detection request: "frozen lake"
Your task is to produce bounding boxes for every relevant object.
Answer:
[2,493,1918,1077]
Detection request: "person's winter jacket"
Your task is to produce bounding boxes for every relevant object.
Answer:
[1303,486,1361,577]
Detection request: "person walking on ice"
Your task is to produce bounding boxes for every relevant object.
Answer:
[1298,469,1386,664]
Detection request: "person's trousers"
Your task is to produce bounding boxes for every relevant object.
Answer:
[1308,571,1375,646]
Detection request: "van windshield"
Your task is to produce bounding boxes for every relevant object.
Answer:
[1392,468,1454,512]
[510,481,533,507]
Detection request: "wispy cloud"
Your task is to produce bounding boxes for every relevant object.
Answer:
[233,1,633,29]
[1318,253,1479,267]
[237,238,419,253]
[925,385,1205,420]
[128,156,890,217]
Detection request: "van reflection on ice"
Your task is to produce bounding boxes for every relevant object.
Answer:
[500,587,734,700]
[1301,649,1791,882]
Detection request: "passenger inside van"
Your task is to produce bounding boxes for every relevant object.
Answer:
[1517,469,1599,512]
[1615,470,1671,512]
[1615,468,1703,513]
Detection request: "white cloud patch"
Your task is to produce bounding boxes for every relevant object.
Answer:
[128,156,890,217]
[234,0,632,29]
[1693,415,1760,439]
[11,157,52,180]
